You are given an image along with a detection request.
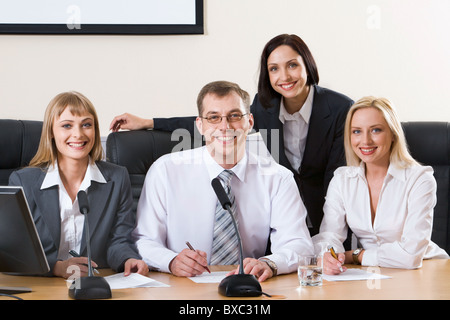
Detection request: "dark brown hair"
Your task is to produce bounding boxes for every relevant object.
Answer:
[257,34,319,109]
[196,80,250,115]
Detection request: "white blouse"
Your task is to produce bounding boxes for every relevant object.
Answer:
[278,86,314,173]
[312,162,449,269]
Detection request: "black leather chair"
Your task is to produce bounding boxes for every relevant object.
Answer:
[106,122,450,255]
[106,129,202,214]
[0,119,43,186]
[402,122,450,254]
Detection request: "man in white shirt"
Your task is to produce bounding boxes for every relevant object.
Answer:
[132,81,313,282]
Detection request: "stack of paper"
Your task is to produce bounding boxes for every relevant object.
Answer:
[323,269,391,281]
[188,271,229,283]
[104,272,170,289]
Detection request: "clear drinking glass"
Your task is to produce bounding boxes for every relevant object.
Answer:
[297,255,323,287]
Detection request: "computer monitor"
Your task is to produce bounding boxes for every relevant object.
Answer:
[0,186,50,278]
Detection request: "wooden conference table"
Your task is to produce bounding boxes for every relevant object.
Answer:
[1,259,448,300]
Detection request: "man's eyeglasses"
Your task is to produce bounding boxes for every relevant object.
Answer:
[200,113,248,124]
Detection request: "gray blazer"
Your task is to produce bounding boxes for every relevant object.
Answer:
[9,161,141,275]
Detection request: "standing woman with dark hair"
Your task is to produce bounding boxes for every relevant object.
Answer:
[250,34,353,236]
[110,34,354,236]
[9,91,148,278]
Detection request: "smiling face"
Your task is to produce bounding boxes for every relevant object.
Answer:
[350,107,394,168]
[196,92,253,169]
[52,106,96,165]
[267,45,310,110]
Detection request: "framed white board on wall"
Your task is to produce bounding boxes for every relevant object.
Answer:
[0,0,203,34]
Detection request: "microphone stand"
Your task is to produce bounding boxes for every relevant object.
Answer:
[83,210,94,277]
[211,178,262,297]
[225,202,244,275]
[68,191,111,300]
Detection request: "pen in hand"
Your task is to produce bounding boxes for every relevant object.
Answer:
[185,241,211,273]
[328,246,344,273]
[69,250,100,274]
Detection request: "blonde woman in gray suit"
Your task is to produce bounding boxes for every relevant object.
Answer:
[9,91,148,278]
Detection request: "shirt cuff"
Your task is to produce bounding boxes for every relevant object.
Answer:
[263,253,296,275]
[361,248,378,266]
[141,248,177,273]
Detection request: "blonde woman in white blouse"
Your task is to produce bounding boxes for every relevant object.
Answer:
[313,96,449,274]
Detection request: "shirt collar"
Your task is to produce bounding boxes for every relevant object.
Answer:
[279,85,314,124]
[203,147,247,183]
[41,159,107,190]
[387,163,407,182]
[350,161,406,182]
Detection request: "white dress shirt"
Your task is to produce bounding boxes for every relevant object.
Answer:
[41,160,107,261]
[132,146,313,275]
[278,86,314,172]
[313,162,449,269]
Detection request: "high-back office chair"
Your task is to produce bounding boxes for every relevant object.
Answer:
[0,119,43,186]
[106,122,450,255]
[106,129,201,214]
[402,122,450,255]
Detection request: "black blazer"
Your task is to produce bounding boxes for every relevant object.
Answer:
[251,85,353,235]
[154,85,353,235]
[9,161,141,275]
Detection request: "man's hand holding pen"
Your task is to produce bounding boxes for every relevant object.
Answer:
[169,242,210,277]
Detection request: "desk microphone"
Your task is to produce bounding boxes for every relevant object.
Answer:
[68,191,111,300]
[211,178,262,297]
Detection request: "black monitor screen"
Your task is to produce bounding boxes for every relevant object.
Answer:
[0,186,49,274]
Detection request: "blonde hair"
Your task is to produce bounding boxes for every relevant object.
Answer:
[344,96,418,168]
[29,91,103,168]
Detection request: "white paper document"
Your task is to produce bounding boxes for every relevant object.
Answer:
[188,271,229,283]
[104,272,170,289]
[323,268,392,282]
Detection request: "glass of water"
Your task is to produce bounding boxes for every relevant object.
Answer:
[298,255,323,287]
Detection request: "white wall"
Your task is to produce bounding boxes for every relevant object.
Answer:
[1,0,449,137]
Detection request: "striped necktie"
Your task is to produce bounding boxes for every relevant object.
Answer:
[210,170,240,265]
